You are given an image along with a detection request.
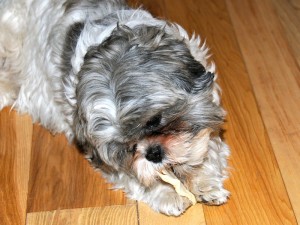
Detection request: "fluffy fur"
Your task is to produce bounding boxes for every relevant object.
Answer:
[0,0,230,216]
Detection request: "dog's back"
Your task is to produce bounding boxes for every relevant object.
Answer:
[0,0,70,135]
[0,0,126,134]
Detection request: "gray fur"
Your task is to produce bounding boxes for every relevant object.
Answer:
[0,0,230,216]
[75,24,224,164]
[72,20,229,215]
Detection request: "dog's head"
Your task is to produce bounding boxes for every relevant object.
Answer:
[73,24,225,186]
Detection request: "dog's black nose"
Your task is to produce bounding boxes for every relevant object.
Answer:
[145,145,164,163]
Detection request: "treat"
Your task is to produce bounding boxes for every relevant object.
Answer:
[158,169,197,205]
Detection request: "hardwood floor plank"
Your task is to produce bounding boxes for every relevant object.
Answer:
[130,0,298,224]
[138,202,206,225]
[27,125,127,212]
[0,108,33,225]
[26,205,138,225]
[272,0,300,69]
[226,0,300,221]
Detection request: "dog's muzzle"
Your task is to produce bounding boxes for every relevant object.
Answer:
[145,145,164,163]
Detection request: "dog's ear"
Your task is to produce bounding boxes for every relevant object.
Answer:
[188,60,214,93]
[192,71,215,93]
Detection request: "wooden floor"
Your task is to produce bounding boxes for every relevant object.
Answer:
[1,0,299,224]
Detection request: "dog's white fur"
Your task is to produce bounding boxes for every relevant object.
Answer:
[0,0,229,216]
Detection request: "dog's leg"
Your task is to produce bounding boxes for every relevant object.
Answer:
[0,37,21,110]
[141,183,192,216]
[0,53,21,109]
[106,171,192,216]
[0,0,27,110]
[0,77,19,110]
[191,137,230,205]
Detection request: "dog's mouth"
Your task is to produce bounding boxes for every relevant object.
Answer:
[131,128,212,187]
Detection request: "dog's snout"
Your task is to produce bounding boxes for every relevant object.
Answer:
[145,145,164,163]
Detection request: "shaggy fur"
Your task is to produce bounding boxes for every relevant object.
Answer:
[0,0,230,216]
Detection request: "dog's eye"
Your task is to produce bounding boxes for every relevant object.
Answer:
[128,144,137,154]
[146,114,162,129]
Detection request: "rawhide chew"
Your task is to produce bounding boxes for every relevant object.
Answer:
[158,169,196,205]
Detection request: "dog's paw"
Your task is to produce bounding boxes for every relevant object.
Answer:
[0,90,16,110]
[151,192,192,216]
[197,188,230,206]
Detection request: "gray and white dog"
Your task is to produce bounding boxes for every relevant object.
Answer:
[0,0,230,215]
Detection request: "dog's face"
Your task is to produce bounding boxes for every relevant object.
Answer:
[74,25,225,186]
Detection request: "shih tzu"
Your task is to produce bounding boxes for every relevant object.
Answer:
[0,0,230,216]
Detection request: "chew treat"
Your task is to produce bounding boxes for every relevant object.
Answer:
[158,169,197,205]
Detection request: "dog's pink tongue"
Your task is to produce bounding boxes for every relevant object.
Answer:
[157,169,196,205]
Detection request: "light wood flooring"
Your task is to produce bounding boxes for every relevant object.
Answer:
[1,0,299,224]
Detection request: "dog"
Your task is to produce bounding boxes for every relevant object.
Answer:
[0,0,230,216]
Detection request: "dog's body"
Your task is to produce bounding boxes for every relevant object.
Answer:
[0,0,229,216]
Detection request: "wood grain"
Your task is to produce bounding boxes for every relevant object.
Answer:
[0,108,33,225]
[138,202,206,225]
[226,0,300,221]
[26,205,138,225]
[272,0,300,69]
[27,124,128,212]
